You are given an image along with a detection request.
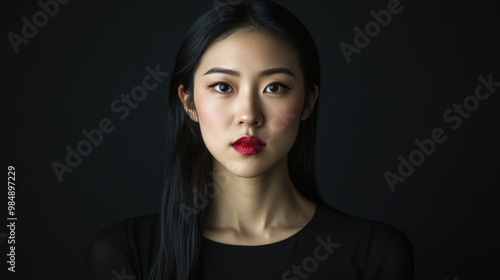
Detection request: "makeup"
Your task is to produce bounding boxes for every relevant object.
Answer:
[232,136,266,155]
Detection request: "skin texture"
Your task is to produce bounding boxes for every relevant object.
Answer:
[178,29,319,245]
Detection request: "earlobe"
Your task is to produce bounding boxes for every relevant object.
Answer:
[301,85,319,121]
[177,84,199,122]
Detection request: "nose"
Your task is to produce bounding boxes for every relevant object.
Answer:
[235,86,264,128]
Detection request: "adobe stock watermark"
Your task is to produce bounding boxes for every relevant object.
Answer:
[385,73,499,192]
[179,165,236,224]
[7,0,71,54]
[51,64,170,183]
[339,0,409,64]
[110,267,135,280]
[281,235,341,280]
[213,0,244,21]
[180,107,301,223]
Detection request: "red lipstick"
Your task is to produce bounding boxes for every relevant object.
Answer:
[232,136,266,155]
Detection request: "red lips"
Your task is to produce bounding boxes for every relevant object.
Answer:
[232,136,266,155]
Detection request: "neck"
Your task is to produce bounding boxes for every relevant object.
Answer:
[203,157,315,239]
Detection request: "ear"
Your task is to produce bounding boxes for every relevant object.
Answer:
[300,84,319,121]
[178,84,199,122]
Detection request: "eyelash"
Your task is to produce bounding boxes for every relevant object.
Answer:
[208,82,291,94]
[208,82,234,93]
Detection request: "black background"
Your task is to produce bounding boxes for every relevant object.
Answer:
[3,0,500,279]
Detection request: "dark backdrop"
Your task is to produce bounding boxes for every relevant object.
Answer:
[3,0,499,279]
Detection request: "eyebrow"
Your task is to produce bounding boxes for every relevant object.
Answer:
[203,67,295,77]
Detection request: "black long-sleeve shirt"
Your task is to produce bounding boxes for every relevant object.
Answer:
[84,203,414,279]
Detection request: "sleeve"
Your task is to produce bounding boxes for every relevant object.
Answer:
[84,222,138,280]
[362,221,415,280]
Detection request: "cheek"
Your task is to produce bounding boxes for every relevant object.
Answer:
[261,98,304,143]
[194,95,229,143]
[197,105,220,128]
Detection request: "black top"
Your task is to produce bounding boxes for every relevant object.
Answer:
[84,204,414,280]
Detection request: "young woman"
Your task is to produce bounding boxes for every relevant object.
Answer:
[85,1,414,279]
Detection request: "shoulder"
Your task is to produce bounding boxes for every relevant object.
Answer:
[313,204,375,236]
[87,212,159,250]
[84,213,159,280]
[314,204,414,279]
[366,220,414,257]
[316,204,412,247]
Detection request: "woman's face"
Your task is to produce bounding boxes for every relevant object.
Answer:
[180,29,317,178]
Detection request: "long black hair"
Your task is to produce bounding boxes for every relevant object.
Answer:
[149,1,328,279]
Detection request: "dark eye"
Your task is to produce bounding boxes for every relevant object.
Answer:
[210,82,233,93]
[264,83,290,93]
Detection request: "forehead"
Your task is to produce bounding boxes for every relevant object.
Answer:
[196,29,302,76]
